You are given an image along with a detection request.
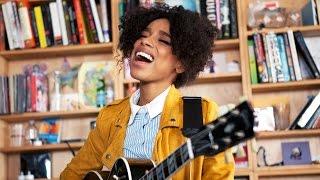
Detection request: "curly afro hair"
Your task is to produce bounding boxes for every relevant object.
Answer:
[118,4,217,88]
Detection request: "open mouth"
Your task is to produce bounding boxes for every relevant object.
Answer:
[136,51,154,63]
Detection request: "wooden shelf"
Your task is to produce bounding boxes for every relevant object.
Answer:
[235,168,251,176]
[256,129,320,139]
[251,79,320,93]
[123,72,242,85]
[247,25,320,36]
[256,164,320,177]
[196,72,242,83]
[0,142,84,154]
[0,109,99,122]
[0,43,113,60]
[214,39,240,50]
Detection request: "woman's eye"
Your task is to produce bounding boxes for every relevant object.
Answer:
[159,39,171,45]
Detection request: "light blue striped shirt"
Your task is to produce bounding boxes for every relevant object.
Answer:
[123,87,170,159]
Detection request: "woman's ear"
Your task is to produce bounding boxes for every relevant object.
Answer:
[175,61,185,74]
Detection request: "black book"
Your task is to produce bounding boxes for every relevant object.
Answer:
[62,0,73,44]
[289,96,315,130]
[305,105,320,129]
[41,4,54,47]
[68,2,79,44]
[29,9,40,47]
[294,31,320,78]
[229,0,238,38]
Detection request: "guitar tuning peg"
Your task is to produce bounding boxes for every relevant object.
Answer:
[251,138,258,153]
[231,109,240,116]
[235,130,245,138]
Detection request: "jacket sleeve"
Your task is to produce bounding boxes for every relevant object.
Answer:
[202,100,235,180]
[60,108,109,179]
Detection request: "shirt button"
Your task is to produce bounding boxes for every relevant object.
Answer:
[106,153,111,159]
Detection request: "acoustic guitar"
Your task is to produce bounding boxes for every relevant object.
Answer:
[84,101,255,180]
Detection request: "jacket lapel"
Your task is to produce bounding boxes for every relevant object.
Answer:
[159,85,183,130]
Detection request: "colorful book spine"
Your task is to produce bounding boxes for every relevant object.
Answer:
[253,33,269,83]
[265,33,277,83]
[56,0,68,45]
[18,0,36,48]
[248,39,258,84]
[89,0,104,43]
[283,33,296,81]
[287,30,302,81]
[49,2,63,45]
[101,0,110,42]
[34,6,47,48]
[270,33,285,82]
[83,0,99,43]
[277,34,291,82]
[73,0,87,44]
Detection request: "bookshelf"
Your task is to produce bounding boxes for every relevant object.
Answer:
[0,142,83,154]
[241,0,320,179]
[0,0,319,179]
[0,43,114,60]
[0,109,99,122]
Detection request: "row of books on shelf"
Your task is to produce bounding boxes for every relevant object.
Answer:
[0,0,111,51]
[289,91,320,130]
[254,92,320,132]
[0,61,116,115]
[120,0,238,39]
[248,31,320,84]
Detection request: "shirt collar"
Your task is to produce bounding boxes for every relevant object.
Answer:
[129,86,171,124]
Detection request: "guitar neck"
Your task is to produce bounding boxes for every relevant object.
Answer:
[139,142,192,180]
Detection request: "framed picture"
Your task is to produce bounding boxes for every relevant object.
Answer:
[281,141,312,165]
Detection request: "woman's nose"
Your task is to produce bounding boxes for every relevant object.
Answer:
[141,36,154,48]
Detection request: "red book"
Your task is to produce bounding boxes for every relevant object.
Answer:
[73,0,87,44]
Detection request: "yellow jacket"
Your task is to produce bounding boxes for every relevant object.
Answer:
[60,85,235,179]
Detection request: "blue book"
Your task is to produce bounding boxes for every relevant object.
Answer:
[277,35,291,82]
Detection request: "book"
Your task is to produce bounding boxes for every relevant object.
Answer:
[89,0,104,43]
[305,105,320,129]
[229,0,238,38]
[56,0,68,45]
[200,0,217,28]
[297,50,315,79]
[49,2,63,45]
[304,36,320,73]
[18,0,36,48]
[297,92,320,128]
[0,7,5,51]
[283,33,296,81]
[289,95,315,129]
[41,4,54,47]
[301,0,317,25]
[253,33,269,83]
[73,0,87,44]
[294,31,320,78]
[277,34,291,82]
[62,0,73,44]
[34,6,47,48]
[281,141,312,165]
[248,39,258,84]
[100,0,111,42]
[287,30,302,80]
[38,118,61,144]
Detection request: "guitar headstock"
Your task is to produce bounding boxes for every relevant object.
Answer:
[190,101,255,157]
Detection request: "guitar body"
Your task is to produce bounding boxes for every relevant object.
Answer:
[84,157,156,180]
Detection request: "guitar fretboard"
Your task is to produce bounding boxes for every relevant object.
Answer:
[139,143,191,180]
